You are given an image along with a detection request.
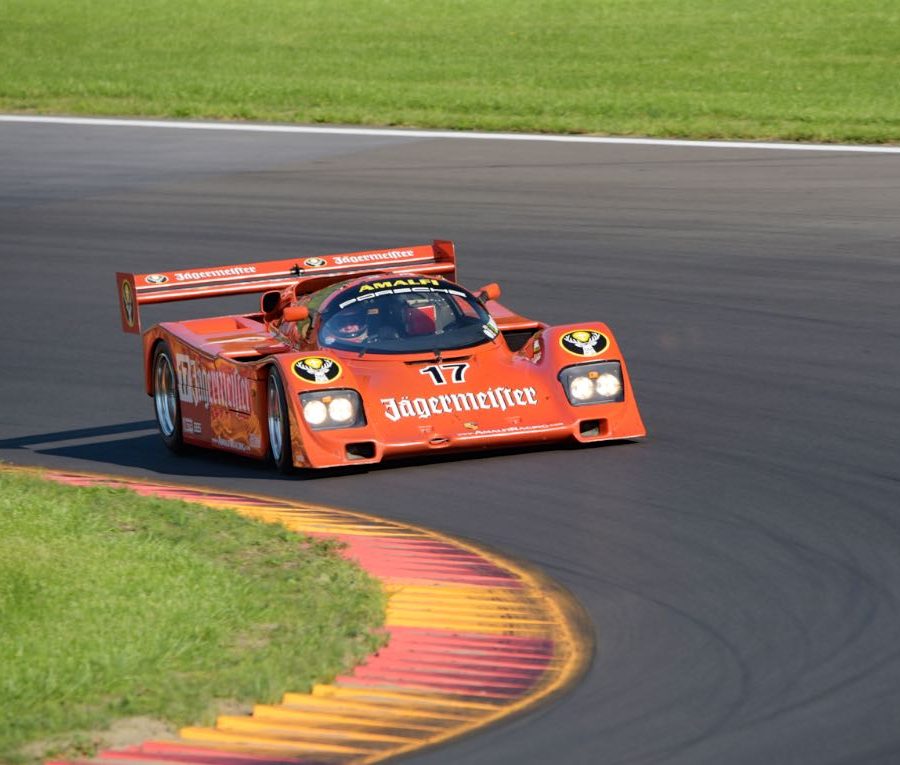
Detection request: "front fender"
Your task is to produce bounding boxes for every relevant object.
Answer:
[273,353,381,469]
[521,322,646,440]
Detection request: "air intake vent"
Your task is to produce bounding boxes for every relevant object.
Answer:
[579,419,609,438]
[345,442,376,461]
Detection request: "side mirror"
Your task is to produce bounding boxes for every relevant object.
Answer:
[261,290,282,316]
[283,305,309,322]
[477,283,501,303]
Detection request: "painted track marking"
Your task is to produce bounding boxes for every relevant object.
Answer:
[11,468,590,765]
[2,115,899,153]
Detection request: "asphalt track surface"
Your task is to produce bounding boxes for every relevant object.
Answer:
[2,121,899,765]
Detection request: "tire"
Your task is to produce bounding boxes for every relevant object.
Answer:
[151,341,184,452]
[266,366,294,474]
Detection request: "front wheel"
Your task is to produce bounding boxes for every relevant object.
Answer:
[151,341,184,452]
[266,367,294,474]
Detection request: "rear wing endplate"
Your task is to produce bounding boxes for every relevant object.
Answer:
[116,240,456,333]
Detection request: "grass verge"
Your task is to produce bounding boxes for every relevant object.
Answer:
[0,469,386,764]
[1,0,898,143]
[0,0,900,142]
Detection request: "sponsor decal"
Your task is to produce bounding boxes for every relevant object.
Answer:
[419,362,469,385]
[144,273,168,284]
[333,249,416,266]
[292,356,342,384]
[212,436,251,453]
[337,278,466,310]
[121,280,135,327]
[531,338,543,363]
[304,257,327,268]
[358,277,439,293]
[175,353,252,413]
[174,265,257,282]
[183,417,202,435]
[381,385,539,423]
[456,422,564,438]
[560,329,609,357]
[483,317,499,340]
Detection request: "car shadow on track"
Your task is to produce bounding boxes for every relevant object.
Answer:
[0,420,641,482]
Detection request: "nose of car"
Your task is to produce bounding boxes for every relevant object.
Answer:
[346,351,552,430]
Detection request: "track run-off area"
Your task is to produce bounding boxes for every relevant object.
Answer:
[17,466,587,764]
[1,117,899,764]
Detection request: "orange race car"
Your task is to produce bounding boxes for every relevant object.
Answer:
[117,241,645,472]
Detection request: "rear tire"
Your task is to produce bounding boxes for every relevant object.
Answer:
[151,341,184,453]
[266,366,294,474]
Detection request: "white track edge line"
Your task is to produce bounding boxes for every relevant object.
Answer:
[2,114,899,154]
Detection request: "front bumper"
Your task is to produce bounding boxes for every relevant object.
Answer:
[290,399,646,469]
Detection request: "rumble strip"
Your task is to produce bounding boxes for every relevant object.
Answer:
[24,468,591,764]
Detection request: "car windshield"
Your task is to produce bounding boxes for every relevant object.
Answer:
[317,277,498,354]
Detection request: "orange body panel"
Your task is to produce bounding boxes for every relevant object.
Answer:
[129,242,645,470]
[142,318,644,469]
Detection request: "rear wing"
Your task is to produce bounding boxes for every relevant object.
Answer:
[116,240,456,333]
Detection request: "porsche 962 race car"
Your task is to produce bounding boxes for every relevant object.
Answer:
[117,241,645,471]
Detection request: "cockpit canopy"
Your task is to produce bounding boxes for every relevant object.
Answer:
[316,275,498,354]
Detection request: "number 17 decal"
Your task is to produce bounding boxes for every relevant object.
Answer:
[419,362,469,385]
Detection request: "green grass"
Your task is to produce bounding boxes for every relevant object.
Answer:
[0,0,898,142]
[0,470,385,764]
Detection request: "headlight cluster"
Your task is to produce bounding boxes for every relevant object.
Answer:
[299,389,366,430]
[559,362,625,406]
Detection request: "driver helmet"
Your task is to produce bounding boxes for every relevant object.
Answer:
[334,305,368,340]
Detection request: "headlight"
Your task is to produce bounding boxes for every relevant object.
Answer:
[595,373,622,398]
[328,397,355,423]
[300,389,366,430]
[559,362,625,406]
[303,399,328,426]
[569,375,596,401]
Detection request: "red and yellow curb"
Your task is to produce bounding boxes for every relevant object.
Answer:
[25,468,590,764]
